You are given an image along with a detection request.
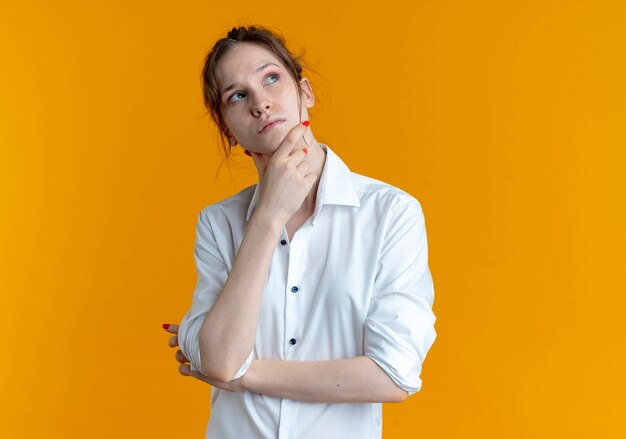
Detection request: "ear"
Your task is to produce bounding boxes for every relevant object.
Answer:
[299,78,315,108]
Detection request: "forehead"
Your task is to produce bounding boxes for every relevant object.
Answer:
[216,43,283,85]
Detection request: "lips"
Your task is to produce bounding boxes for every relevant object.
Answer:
[259,119,285,133]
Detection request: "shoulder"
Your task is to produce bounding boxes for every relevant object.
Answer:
[197,184,257,226]
[350,171,424,215]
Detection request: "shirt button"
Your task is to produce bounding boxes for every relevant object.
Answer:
[289,338,297,345]
[291,286,299,293]
[280,239,287,246]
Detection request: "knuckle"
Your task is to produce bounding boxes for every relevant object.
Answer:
[281,162,294,174]
[287,129,301,143]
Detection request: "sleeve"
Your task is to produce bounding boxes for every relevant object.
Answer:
[178,210,254,380]
[364,197,437,397]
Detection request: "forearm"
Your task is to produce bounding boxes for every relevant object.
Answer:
[241,356,408,403]
[199,208,282,381]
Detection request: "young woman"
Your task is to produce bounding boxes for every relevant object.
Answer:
[163,25,437,438]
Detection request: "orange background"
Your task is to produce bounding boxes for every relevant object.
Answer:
[1,1,625,437]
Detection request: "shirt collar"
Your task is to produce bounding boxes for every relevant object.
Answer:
[246,143,360,224]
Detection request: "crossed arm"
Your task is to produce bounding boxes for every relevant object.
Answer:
[170,199,433,404]
[164,324,408,403]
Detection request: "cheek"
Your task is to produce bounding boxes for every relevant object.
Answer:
[280,87,301,111]
[222,112,241,132]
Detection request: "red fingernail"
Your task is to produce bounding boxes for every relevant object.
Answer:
[303,148,308,154]
[302,121,309,127]
[244,150,251,156]
[162,323,170,329]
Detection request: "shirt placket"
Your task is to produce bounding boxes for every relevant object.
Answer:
[278,224,308,439]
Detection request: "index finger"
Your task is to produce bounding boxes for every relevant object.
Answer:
[273,121,309,160]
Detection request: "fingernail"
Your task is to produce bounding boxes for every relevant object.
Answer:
[303,148,308,154]
[302,120,309,127]
[162,323,170,329]
[244,150,251,157]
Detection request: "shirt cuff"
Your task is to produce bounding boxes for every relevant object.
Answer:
[232,350,255,380]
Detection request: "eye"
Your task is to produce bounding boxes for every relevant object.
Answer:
[227,91,245,104]
[226,73,280,105]
[265,73,279,84]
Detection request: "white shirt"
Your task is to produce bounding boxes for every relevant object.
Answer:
[178,143,437,439]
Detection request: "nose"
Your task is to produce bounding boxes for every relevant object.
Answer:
[249,89,271,116]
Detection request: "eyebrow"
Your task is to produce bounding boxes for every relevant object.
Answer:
[220,62,282,98]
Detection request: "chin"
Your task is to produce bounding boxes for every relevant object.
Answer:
[244,144,279,157]
[261,136,289,155]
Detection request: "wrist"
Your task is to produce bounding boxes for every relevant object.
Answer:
[250,207,288,231]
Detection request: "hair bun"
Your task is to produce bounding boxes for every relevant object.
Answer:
[227,26,254,40]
